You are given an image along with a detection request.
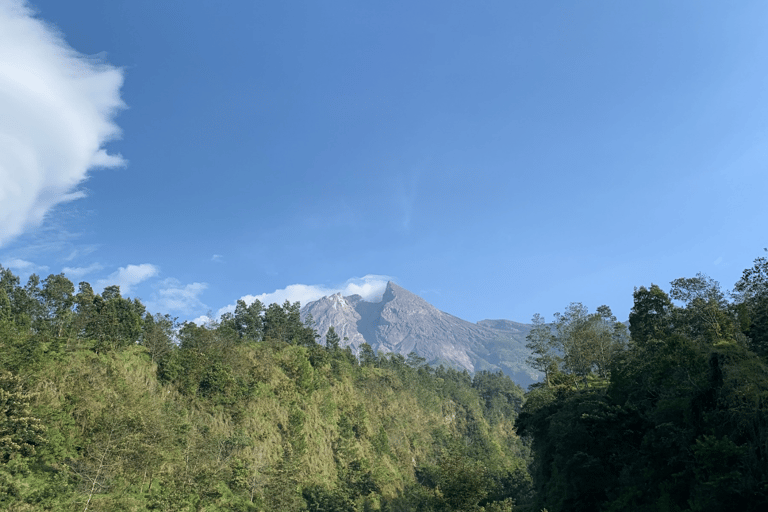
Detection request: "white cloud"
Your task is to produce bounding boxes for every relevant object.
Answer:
[2,257,48,275]
[191,314,214,327]
[62,262,103,282]
[146,278,208,315]
[215,274,392,318]
[340,275,392,301]
[4,258,35,271]
[0,1,125,247]
[211,254,222,262]
[94,263,159,295]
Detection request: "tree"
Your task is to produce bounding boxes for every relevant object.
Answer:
[263,301,317,346]
[220,299,264,342]
[406,351,426,368]
[0,288,11,326]
[0,370,46,463]
[358,343,377,367]
[553,303,593,384]
[84,286,146,352]
[417,453,491,511]
[629,284,674,347]
[0,267,30,329]
[141,313,177,364]
[670,273,735,343]
[325,326,341,352]
[525,313,558,386]
[733,254,768,356]
[592,305,628,378]
[41,273,76,337]
[551,303,627,386]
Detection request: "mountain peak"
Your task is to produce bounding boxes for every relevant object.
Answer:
[300,282,539,386]
[383,281,423,303]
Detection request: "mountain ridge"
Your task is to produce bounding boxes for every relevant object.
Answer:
[301,281,540,387]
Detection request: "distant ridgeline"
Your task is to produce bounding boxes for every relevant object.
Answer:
[0,266,529,511]
[301,281,540,387]
[3,254,768,511]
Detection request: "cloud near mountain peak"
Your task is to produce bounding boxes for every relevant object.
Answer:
[212,274,393,320]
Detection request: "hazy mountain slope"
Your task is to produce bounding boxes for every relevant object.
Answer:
[302,282,540,387]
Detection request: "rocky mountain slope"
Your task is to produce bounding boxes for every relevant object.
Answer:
[301,281,540,387]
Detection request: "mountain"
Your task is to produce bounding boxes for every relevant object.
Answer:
[301,281,541,387]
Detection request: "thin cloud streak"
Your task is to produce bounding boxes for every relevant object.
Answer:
[0,0,125,247]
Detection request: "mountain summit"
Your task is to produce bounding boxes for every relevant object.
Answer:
[301,281,539,386]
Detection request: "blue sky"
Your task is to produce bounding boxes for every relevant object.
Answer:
[1,0,767,324]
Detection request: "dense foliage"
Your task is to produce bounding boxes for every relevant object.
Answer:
[5,253,768,511]
[519,256,768,511]
[0,267,529,511]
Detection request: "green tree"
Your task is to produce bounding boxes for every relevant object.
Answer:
[358,343,377,367]
[406,351,426,368]
[0,267,31,329]
[263,301,317,346]
[0,370,47,463]
[86,286,146,352]
[325,325,341,352]
[525,313,558,386]
[141,313,177,364]
[40,273,76,337]
[551,303,626,386]
[629,284,674,347]
[418,453,490,511]
[733,254,768,356]
[220,299,264,342]
[0,287,11,326]
[670,273,735,343]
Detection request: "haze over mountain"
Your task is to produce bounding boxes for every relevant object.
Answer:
[301,281,540,387]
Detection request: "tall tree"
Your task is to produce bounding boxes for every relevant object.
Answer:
[325,325,341,352]
[670,273,735,343]
[629,284,674,347]
[525,313,558,386]
[733,253,768,356]
[141,313,177,364]
[358,343,377,367]
[263,301,317,346]
[76,285,146,352]
[550,303,627,386]
[40,273,76,337]
[220,299,264,342]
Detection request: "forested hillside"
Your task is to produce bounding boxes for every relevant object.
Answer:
[519,255,768,511]
[4,253,768,511]
[0,267,529,511]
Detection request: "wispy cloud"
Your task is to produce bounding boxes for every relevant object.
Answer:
[215,274,393,318]
[94,263,159,295]
[0,0,125,247]
[146,278,208,316]
[396,171,420,231]
[2,257,48,274]
[62,262,103,282]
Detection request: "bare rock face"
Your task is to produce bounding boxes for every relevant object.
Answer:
[301,281,540,387]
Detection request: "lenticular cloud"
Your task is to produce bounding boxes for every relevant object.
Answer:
[0,0,125,247]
